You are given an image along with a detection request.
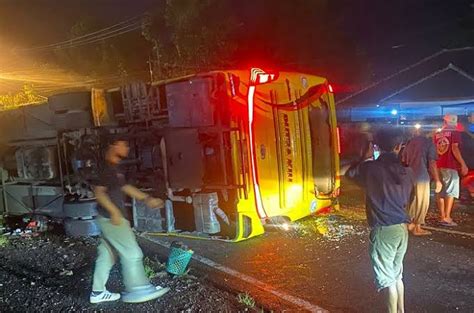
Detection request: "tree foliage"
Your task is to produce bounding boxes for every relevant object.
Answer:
[140,0,366,85]
[0,84,45,110]
[142,0,240,80]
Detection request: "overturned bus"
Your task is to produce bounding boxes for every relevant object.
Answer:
[0,68,340,241]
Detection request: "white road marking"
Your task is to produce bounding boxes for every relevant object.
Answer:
[422,226,474,238]
[142,235,328,313]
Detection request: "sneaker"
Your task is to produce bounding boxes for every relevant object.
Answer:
[121,285,170,303]
[90,290,121,304]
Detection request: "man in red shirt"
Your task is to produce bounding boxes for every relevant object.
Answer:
[434,114,469,226]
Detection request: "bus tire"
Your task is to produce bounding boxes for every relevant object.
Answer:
[63,200,98,218]
[64,218,101,237]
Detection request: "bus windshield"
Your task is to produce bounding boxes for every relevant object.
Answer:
[308,92,334,195]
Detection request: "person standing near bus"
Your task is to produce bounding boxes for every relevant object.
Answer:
[344,128,414,313]
[434,114,469,227]
[402,126,442,235]
[90,137,170,304]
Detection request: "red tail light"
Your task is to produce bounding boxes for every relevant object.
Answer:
[250,68,278,85]
[247,74,268,219]
[336,126,341,154]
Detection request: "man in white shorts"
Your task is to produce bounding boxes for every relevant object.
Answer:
[433,115,469,226]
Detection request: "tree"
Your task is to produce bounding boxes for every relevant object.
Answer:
[0,84,45,110]
[142,0,240,80]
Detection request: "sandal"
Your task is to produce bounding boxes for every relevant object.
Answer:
[439,220,458,227]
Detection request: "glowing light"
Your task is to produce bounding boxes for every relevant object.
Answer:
[246,67,279,218]
[250,68,278,85]
[336,127,341,154]
[250,68,265,83]
[258,74,269,83]
[437,128,442,132]
[247,84,267,218]
[328,84,334,93]
[415,123,421,129]
[391,109,398,116]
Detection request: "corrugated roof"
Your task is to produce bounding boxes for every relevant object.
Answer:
[338,47,474,107]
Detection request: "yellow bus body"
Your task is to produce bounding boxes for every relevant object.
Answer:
[222,70,340,241]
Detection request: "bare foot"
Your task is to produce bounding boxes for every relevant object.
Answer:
[412,229,432,236]
[408,223,416,232]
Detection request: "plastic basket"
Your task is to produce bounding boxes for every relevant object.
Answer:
[166,246,194,275]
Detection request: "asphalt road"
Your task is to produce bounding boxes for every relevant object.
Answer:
[141,179,474,312]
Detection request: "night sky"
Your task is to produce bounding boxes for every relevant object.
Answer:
[0,0,473,92]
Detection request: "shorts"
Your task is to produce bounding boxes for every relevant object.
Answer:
[408,182,430,224]
[369,224,408,291]
[439,168,460,198]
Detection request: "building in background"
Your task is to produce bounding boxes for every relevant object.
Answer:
[336,47,474,160]
[337,47,474,124]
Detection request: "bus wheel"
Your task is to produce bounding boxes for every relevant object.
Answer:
[63,200,98,219]
[64,218,101,237]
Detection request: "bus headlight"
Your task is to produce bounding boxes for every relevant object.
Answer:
[310,199,318,213]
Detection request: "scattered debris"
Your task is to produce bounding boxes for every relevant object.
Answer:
[1,214,53,238]
[279,214,367,241]
[59,270,73,276]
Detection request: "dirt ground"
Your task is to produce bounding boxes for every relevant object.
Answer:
[0,233,249,313]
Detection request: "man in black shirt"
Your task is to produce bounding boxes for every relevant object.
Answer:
[344,128,414,313]
[90,138,170,304]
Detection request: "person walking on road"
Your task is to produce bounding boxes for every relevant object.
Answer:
[433,114,469,227]
[344,128,414,313]
[402,126,442,236]
[90,137,170,304]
